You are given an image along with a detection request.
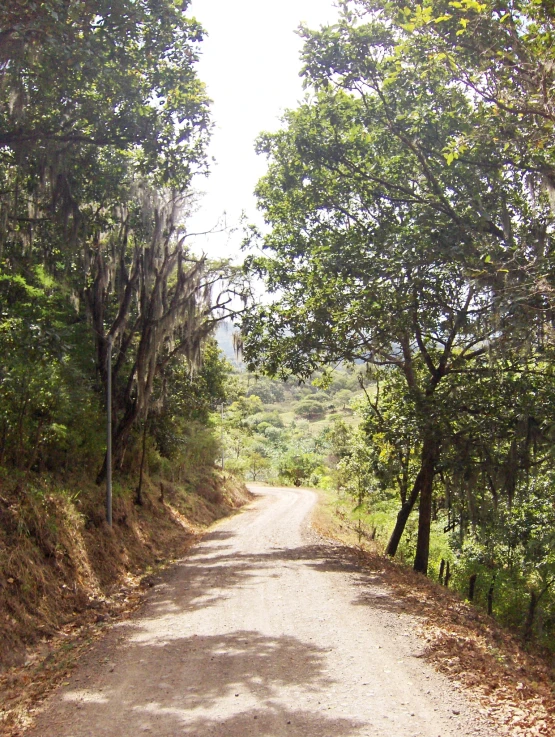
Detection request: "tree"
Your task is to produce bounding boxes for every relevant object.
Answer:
[294,396,327,419]
[246,450,271,481]
[384,0,555,170]
[152,340,231,458]
[278,451,319,486]
[86,188,247,481]
[242,1,554,574]
[0,260,104,471]
[0,1,209,183]
[227,395,265,429]
[0,1,252,490]
[333,389,353,411]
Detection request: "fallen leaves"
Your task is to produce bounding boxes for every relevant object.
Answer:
[0,478,253,736]
[349,546,555,737]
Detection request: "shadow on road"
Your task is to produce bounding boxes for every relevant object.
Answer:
[53,629,366,736]
[173,705,365,737]
[150,528,413,615]
[136,524,417,627]
[28,525,409,736]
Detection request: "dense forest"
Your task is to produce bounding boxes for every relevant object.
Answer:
[3,0,555,668]
[0,0,249,487]
[241,0,555,647]
[0,0,254,665]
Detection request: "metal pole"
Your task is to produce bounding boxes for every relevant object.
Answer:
[220,402,225,471]
[106,335,113,527]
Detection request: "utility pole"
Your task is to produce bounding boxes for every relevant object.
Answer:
[106,335,113,527]
[220,402,225,471]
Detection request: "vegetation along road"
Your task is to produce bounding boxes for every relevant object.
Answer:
[27,486,496,737]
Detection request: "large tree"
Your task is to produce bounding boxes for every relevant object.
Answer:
[0,2,247,482]
[0,0,208,177]
[242,1,555,574]
[87,188,247,481]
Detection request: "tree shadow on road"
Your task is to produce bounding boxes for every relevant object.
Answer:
[26,532,416,737]
[28,630,370,737]
[172,703,367,737]
[140,533,418,627]
[261,542,417,617]
[148,535,414,620]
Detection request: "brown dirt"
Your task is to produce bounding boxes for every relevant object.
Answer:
[0,471,252,734]
[360,558,555,736]
[23,486,500,737]
[311,491,555,737]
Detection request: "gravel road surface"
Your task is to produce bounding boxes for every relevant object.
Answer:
[27,485,496,737]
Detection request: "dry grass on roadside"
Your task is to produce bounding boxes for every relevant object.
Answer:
[0,472,252,736]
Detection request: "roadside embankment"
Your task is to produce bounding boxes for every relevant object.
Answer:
[310,485,555,737]
[0,469,251,733]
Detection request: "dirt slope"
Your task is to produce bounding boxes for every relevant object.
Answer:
[0,472,249,669]
[24,486,496,737]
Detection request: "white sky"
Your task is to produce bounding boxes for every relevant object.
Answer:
[187,0,339,260]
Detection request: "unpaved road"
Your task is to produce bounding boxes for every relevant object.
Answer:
[27,486,496,737]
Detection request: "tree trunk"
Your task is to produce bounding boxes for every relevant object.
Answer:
[96,403,138,484]
[468,573,477,601]
[0,420,7,465]
[413,434,440,575]
[487,574,496,616]
[26,424,43,472]
[385,471,423,557]
[438,559,445,585]
[135,414,149,506]
[524,590,538,641]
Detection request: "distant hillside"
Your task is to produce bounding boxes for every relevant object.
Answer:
[216,321,243,367]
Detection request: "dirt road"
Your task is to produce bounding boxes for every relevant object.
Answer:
[27,486,495,737]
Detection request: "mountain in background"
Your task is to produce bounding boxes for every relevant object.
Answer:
[215,320,243,367]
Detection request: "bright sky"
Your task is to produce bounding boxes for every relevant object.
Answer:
[187,0,339,260]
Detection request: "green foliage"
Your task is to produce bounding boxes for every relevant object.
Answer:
[278,450,320,486]
[243,376,286,403]
[0,0,210,191]
[244,451,272,482]
[238,0,555,643]
[152,341,232,460]
[219,368,360,485]
[243,0,555,564]
[244,411,284,431]
[324,419,352,463]
[0,264,104,469]
[333,389,354,410]
[0,3,246,498]
[294,396,327,419]
[165,421,220,487]
[226,395,265,430]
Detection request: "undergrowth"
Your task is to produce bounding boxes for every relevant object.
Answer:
[311,485,555,737]
[0,467,250,670]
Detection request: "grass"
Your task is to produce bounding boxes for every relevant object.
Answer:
[309,484,555,737]
[0,468,252,735]
[264,398,362,434]
[311,485,380,548]
[312,484,454,577]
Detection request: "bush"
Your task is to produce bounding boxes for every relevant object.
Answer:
[294,398,327,420]
[278,451,320,486]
